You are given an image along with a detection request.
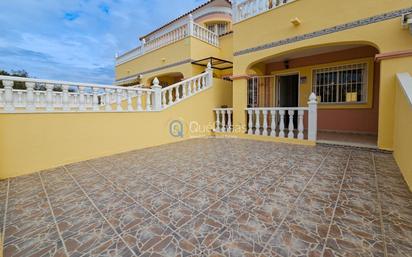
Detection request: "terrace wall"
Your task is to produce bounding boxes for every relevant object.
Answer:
[0,79,233,179]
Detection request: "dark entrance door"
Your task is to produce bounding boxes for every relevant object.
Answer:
[277,74,299,128]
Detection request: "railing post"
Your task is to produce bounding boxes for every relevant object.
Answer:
[141,38,146,54]
[146,91,152,111]
[46,83,54,112]
[215,110,221,132]
[25,82,35,112]
[151,77,162,111]
[206,62,213,87]
[227,109,232,132]
[247,109,253,134]
[308,93,318,141]
[3,80,14,112]
[188,14,194,36]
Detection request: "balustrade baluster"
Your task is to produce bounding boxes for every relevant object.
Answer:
[248,109,253,134]
[288,110,295,139]
[116,88,123,111]
[270,110,277,137]
[221,110,227,132]
[25,82,35,112]
[197,78,201,91]
[127,90,134,111]
[279,110,285,138]
[298,110,304,140]
[105,88,112,111]
[254,109,261,135]
[176,85,181,100]
[162,91,167,108]
[146,91,152,111]
[187,81,192,96]
[92,87,99,111]
[215,110,221,132]
[46,84,54,112]
[262,110,268,136]
[78,86,86,111]
[182,82,187,98]
[137,90,143,111]
[168,88,173,104]
[227,109,232,132]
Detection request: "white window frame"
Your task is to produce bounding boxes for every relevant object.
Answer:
[312,63,368,105]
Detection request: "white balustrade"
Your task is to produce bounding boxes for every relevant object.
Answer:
[233,0,294,23]
[116,18,219,66]
[214,108,233,132]
[160,62,213,109]
[245,93,318,141]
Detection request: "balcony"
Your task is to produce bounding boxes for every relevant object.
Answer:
[233,0,295,23]
[116,15,220,66]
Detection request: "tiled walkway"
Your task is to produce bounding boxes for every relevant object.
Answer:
[1,139,411,257]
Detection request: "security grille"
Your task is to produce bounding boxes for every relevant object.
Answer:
[313,63,368,104]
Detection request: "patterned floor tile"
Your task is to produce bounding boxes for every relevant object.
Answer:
[1,139,411,257]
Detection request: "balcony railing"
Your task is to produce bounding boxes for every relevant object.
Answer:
[0,63,213,113]
[245,93,318,141]
[214,108,233,132]
[233,0,294,23]
[116,15,219,66]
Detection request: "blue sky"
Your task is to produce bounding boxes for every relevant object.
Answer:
[0,0,203,84]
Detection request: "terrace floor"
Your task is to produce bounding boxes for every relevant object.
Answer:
[1,139,411,257]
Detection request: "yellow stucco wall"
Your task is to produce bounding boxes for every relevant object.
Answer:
[393,77,412,191]
[0,79,233,179]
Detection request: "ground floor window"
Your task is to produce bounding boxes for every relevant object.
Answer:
[313,63,368,104]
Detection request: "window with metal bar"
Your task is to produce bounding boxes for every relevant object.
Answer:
[312,63,368,104]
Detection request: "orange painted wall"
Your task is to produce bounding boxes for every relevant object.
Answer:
[265,46,380,134]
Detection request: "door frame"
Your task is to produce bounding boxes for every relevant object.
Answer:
[275,72,301,107]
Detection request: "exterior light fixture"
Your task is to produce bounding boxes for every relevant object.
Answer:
[401,13,412,35]
[290,17,301,26]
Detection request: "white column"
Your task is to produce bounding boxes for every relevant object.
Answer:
[146,91,152,111]
[247,109,253,135]
[279,109,285,138]
[92,87,99,111]
[297,110,304,140]
[308,93,318,141]
[105,88,112,111]
[46,83,54,112]
[270,110,277,137]
[25,82,35,112]
[162,91,167,108]
[288,110,295,139]
[3,80,14,112]
[262,110,268,136]
[62,85,70,111]
[78,86,86,111]
[127,89,134,111]
[137,90,143,111]
[197,78,201,91]
[254,109,260,135]
[227,109,232,132]
[151,78,162,111]
[221,110,227,132]
[215,110,221,132]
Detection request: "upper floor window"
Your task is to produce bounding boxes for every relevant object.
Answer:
[207,22,229,36]
[313,63,368,104]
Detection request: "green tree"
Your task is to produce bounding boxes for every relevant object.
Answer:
[0,69,29,89]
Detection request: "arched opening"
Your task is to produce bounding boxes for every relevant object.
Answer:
[246,43,381,147]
